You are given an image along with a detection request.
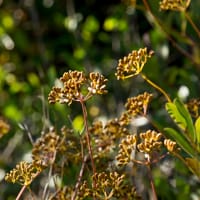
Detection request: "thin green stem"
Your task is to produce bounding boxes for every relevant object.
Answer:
[184,12,200,38]
[141,73,171,102]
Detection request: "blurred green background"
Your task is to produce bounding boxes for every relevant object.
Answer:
[0,0,200,199]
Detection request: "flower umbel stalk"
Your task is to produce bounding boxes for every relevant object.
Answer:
[147,163,158,200]
[79,99,96,187]
[71,155,88,200]
[16,185,27,200]
[184,12,200,38]
[141,73,171,102]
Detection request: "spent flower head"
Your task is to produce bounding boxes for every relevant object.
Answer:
[164,139,177,153]
[125,92,153,117]
[137,130,163,156]
[89,119,129,161]
[48,70,107,105]
[115,47,154,80]
[5,161,41,186]
[50,186,75,200]
[116,134,137,166]
[77,181,92,199]
[186,98,200,118]
[159,0,191,11]
[88,72,108,95]
[32,130,60,168]
[91,171,141,199]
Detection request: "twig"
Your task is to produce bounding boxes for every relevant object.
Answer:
[79,99,96,181]
[141,73,171,102]
[18,123,34,145]
[147,164,158,200]
[184,12,200,38]
[16,185,26,200]
[71,154,89,200]
[42,151,57,200]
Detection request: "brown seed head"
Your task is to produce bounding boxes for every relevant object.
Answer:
[115,48,154,80]
[159,0,190,11]
[137,130,163,154]
[125,92,153,116]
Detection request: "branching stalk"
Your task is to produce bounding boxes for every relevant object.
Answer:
[16,185,26,200]
[79,99,96,186]
[71,155,88,200]
[147,164,158,200]
[184,12,200,38]
[141,73,171,102]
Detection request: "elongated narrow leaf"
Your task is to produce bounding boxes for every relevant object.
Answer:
[164,127,196,158]
[195,116,200,147]
[165,101,187,130]
[174,98,196,142]
[185,158,200,178]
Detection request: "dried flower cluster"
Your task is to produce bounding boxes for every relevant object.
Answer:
[32,130,60,168]
[116,135,137,166]
[5,126,83,190]
[186,98,200,118]
[125,92,153,117]
[116,130,177,166]
[137,130,163,155]
[58,126,81,163]
[4,161,41,186]
[4,43,198,199]
[50,171,141,199]
[159,0,191,11]
[77,172,141,199]
[164,139,177,152]
[48,70,107,105]
[115,48,154,80]
[89,119,129,164]
[32,127,81,171]
[50,186,74,200]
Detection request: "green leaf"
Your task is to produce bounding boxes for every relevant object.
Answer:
[174,98,196,142]
[165,101,187,130]
[166,98,196,142]
[164,127,196,158]
[185,158,200,178]
[195,117,200,146]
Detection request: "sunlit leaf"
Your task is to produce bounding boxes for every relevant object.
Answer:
[195,116,200,147]
[164,127,196,157]
[185,157,200,178]
[174,99,196,142]
[166,98,196,142]
[166,101,187,130]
